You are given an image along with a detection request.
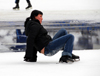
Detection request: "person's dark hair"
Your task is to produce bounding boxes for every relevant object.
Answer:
[24,10,43,27]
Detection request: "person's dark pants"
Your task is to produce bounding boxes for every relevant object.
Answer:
[24,47,37,60]
[15,0,30,4]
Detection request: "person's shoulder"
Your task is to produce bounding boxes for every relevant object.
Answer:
[30,20,42,29]
[31,20,41,25]
[26,20,38,26]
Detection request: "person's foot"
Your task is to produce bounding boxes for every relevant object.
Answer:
[25,5,32,9]
[13,5,19,10]
[72,54,80,61]
[24,57,37,62]
[59,55,74,63]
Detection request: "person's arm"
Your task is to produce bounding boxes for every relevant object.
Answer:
[27,23,40,44]
[26,23,40,57]
[41,47,45,54]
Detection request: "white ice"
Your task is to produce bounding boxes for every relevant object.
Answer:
[0,50,100,76]
[0,0,100,10]
[0,0,100,22]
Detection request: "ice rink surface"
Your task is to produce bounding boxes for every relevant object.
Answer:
[0,0,100,22]
[0,0,100,76]
[0,50,100,76]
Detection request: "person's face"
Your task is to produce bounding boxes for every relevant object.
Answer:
[35,14,43,24]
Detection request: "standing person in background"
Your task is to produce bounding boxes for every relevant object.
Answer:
[13,0,32,10]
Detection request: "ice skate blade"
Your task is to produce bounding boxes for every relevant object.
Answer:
[26,7,32,10]
[67,60,74,63]
[59,62,73,64]
[59,60,74,64]
[13,8,20,10]
[73,59,80,62]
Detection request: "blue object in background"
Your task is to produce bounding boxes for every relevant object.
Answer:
[10,29,27,51]
[16,29,27,43]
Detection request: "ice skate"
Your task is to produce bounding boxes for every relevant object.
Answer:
[72,54,80,61]
[13,4,19,10]
[24,57,37,62]
[26,2,32,10]
[59,55,74,63]
[25,5,32,10]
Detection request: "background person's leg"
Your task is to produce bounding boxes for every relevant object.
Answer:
[13,0,20,9]
[26,0,32,9]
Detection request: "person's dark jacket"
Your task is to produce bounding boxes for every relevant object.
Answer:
[25,19,52,53]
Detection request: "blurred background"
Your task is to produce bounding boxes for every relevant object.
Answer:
[0,0,100,52]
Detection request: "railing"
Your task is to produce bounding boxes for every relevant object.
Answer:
[0,20,100,52]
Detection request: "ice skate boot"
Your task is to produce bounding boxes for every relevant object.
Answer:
[26,2,32,10]
[59,55,74,63]
[26,5,32,10]
[72,54,80,61]
[24,57,37,62]
[13,4,19,10]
